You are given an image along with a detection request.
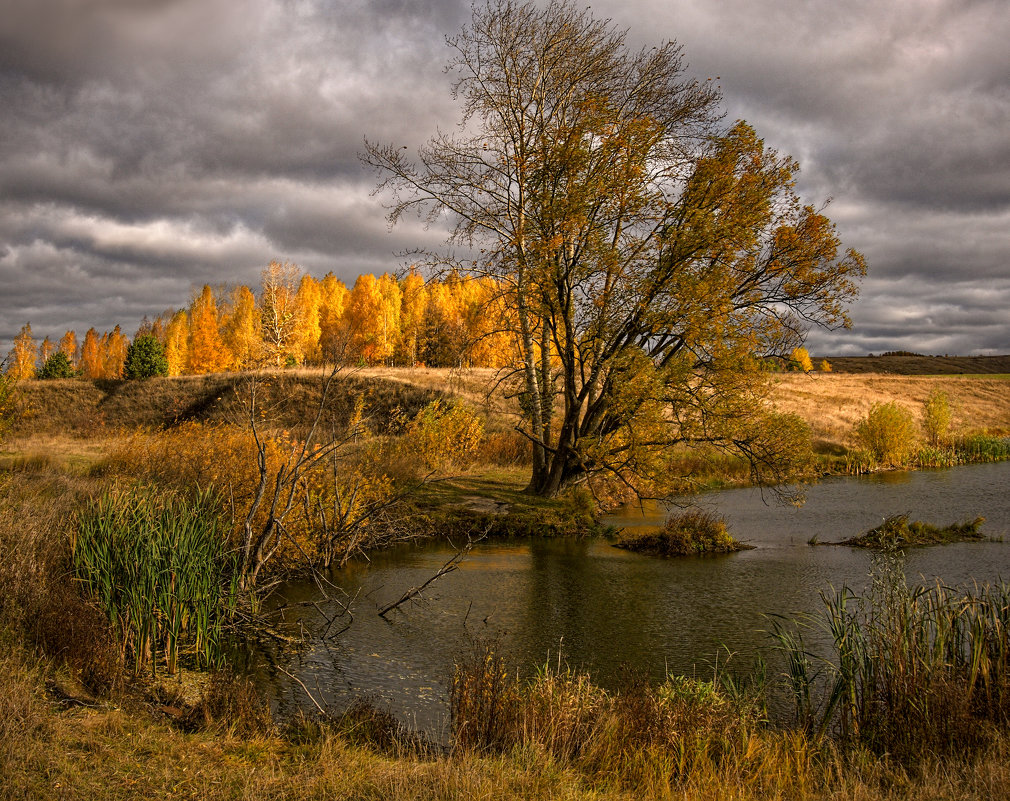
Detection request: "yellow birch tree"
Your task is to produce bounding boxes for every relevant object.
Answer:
[164,311,189,376]
[103,325,129,379]
[259,261,302,367]
[187,285,231,374]
[79,328,103,379]
[6,324,37,380]
[223,285,262,369]
[59,330,79,367]
[294,274,322,364]
[397,268,427,366]
[318,273,350,362]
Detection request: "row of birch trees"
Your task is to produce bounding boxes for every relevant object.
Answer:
[5,262,515,379]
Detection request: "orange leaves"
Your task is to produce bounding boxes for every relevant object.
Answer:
[79,328,104,379]
[187,286,232,375]
[223,286,262,369]
[15,267,524,382]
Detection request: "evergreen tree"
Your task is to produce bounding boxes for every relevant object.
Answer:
[124,334,169,379]
[38,351,75,379]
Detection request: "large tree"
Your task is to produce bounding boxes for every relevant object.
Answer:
[365,0,865,497]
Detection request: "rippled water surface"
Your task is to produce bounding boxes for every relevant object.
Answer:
[255,462,1010,734]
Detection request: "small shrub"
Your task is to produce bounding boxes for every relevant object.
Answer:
[183,668,272,735]
[789,346,814,372]
[818,359,832,372]
[450,635,520,753]
[476,429,531,466]
[37,351,75,379]
[450,637,763,783]
[123,334,169,379]
[404,399,484,472]
[855,401,917,467]
[922,388,953,447]
[334,699,410,751]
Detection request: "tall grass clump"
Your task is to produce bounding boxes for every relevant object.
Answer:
[775,554,1010,765]
[854,401,918,468]
[914,433,1010,469]
[74,488,238,675]
[955,432,1010,463]
[450,637,767,790]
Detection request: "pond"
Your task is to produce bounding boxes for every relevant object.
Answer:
[249,461,1010,737]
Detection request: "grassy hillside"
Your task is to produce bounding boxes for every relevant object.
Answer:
[772,372,1010,451]
[6,367,1008,473]
[9,370,444,438]
[820,354,1010,375]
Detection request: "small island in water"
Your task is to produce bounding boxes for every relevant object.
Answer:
[614,509,754,557]
[831,513,989,549]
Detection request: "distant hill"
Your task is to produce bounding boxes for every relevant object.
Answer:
[819,355,1010,375]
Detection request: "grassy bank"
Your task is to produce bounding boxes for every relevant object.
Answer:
[8,369,1010,487]
[770,372,1010,457]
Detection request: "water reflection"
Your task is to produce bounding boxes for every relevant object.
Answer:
[261,462,1010,735]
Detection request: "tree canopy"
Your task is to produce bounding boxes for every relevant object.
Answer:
[364,0,865,497]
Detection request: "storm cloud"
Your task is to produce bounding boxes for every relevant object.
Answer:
[2,0,1007,355]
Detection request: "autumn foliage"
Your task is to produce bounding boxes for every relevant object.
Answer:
[6,263,517,379]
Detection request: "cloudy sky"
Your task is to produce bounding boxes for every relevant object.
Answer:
[1,0,1007,356]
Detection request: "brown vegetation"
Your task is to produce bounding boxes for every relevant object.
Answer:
[821,354,1010,375]
[836,514,988,548]
[614,510,752,557]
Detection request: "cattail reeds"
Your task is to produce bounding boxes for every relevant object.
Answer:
[774,553,1010,763]
[74,488,238,675]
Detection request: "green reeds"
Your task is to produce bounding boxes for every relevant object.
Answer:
[774,553,1010,763]
[955,433,1010,463]
[74,488,238,675]
[914,434,1010,469]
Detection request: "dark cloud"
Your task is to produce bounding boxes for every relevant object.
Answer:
[1,0,1007,355]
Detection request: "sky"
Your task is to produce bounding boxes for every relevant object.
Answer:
[1,0,1007,357]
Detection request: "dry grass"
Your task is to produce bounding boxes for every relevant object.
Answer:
[770,373,1010,451]
[3,656,1009,801]
[823,354,1010,375]
[10,370,446,440]
[11,368,1007,463]
[0,468,122,693]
